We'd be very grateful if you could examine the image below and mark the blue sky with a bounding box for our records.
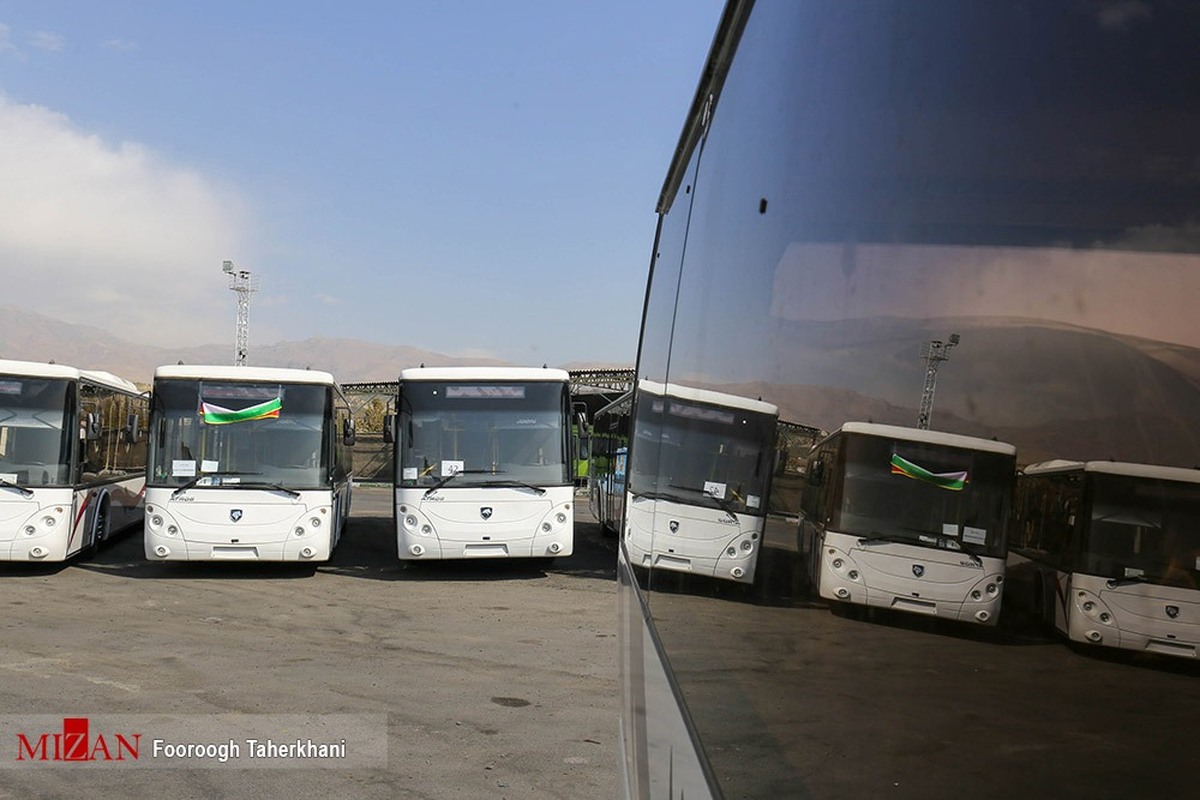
[0,1,725,366]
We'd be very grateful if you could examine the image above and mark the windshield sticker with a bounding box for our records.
[441,460,464,477]
[703,480,727,499]
[746,494,761,509]
[890,453,968,491]
[0,381,22,395]
[172,460,196,478]
[402,467,418,481]
[668,403,736,425]
[0,472,17,483]
[201,460,220,473]
[963,526,988,546]
[943,523,960,538]
[201,397,282,425]
[1124,566,1146,578]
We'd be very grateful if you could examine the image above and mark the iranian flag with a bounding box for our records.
[890,453,968,491]
[201,397,282,425]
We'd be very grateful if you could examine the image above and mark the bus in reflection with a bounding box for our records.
[1010,460,1200,658]
[625,380,779,585]
[589,389,632,536]
[799,423,1017,624]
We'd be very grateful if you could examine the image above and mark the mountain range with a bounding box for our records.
[0,307,624,385]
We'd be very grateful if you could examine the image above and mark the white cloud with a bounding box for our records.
[0,96,254,347]
[0,23,18,55]
[101,38,137,52]
[30,31,64,52]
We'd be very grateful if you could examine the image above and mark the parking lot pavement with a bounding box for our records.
[0,486,620,799]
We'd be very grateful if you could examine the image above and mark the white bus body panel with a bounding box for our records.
[1,479,144,562]
[144,487,346,562]
[395,485,575,560]
[624,494,765,585]
[1060,572,1200,659]
[810,528,1004,625]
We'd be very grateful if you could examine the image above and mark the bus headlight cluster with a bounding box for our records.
[535,503,572,557]
[1075,590,1114,625]
[22,505,66,538]
[290,506,332,539]
[146,505,184,541]
[400,507,436,538]
[827,549,860,580]
[967,575,1005,604]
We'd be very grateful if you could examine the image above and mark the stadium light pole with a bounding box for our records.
[916,333,959,430]
[223,260,260,366]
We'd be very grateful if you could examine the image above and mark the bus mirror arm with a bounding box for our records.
[85,412,101,441]
[383,414,395,444]
[124,413,141,444]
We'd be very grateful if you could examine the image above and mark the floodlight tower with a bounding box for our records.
[916,333,960,430]
[222,260,260,366]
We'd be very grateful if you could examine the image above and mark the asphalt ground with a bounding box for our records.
[0,486,620,799]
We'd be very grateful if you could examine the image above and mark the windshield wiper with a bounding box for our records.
[857,532,917,547]
[172,471,261,498]
[857,530,984,566]
[423,469,497,496]
[481,479,547,495]
[232,481,302,499]
[1107,574,1150,588]
[0,476,34,498]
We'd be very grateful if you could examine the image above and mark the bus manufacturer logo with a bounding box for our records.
[480,507,493,520]
[912,564,925,577]
[230,509,243,522]
[1166,605,1180,619]
[669,520,679,533]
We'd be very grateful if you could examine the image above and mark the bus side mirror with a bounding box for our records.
[343,417,356,447]
[383,414,395,444]
[86,412,101,441]
[123,413,141,444]
[807,461,824,487]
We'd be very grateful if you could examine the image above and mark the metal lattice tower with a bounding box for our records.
[222,260,260,366]
[916,333,959,430]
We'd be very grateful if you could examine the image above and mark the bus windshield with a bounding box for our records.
[399,381,569,487]
[831,435,1014,558]
[0,376,74,487]
[1082,473,1200,589]
[149,380,331,489]
[629,394,776,516]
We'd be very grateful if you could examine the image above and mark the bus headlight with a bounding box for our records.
[556,513,567,524]
[740,540,753,552]
[24,525,35,536]
[541,522,552,532]
[1075,591,1114,624]
[167,525,178,536]
[151,515,164,528]
[405,515,419,528]
[295,527,306,537]
[43,516,56,528]
[309,517,322,528]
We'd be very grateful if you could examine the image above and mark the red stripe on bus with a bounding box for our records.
[68,493,93,551]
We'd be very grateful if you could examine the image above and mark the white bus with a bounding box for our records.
[624,380,779,585]
[1010,460,1200,659]
[588,389,632,536]
[144,365,354,562]
[799,423,1017,625]
[0,358,147,561]
[390,366,575,561]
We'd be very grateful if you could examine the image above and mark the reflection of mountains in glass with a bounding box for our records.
[705,316,1200,467]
